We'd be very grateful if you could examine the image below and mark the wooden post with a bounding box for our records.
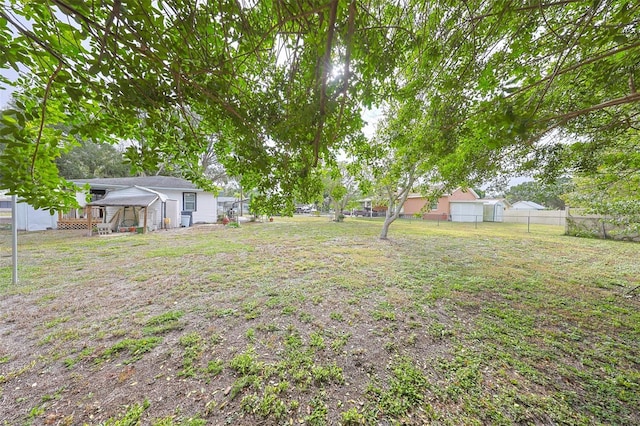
[143,207,148,234]
[87,206,92,236]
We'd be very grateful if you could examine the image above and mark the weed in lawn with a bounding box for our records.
[40,387,65,403]
[281,305,296,315]
[152,415,206,425]
[206,359,224,377]
[435,352,482,402]
[40,328,81,345]
[329,311,344,322]
[330,332,350,353]
[427,322,453,340]
[179,332,204,378]
[298,311,314,323]
[406,333,418,346]
[27,404,45,421]
[245,327,256,342]
[242,300,261,320]
[230,347,262,376]
[101,337,162,364]
[383,341,398,353]
[304,394,328,426]
[64,347,94,369]
[209,333,223,345]
[44,316,70,329]
[340,407,367,425]
[372,302,396,321]
[143,310,185,335]
[241,382,289,420]
[311,362,344,384]
[309,331,325,351]
[211,307,236,318]
[103,400,150,426]
[365,356,433,421]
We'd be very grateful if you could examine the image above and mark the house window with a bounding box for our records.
[183,192,197,211]
[430,200,438,210]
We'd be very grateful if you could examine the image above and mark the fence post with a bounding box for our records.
[12,194,18,284]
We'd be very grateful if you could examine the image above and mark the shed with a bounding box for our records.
[449,201,484,222]
[88,186,173,233]
[483,200,506,222]
[15,203,57,231]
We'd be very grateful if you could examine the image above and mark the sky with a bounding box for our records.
[0,67,19,108]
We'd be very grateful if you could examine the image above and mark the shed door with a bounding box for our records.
[451,203,479,222]
[494,204,504,222]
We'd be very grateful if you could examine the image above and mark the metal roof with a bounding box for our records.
[73,176,199,191]
[87,186,169,207]
[88,194,159,207]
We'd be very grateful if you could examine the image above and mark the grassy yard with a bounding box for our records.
[0,217,638,425]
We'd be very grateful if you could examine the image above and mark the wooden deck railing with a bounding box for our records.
[57,207,102,230]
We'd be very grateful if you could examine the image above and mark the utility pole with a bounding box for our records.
[12,194,18,284]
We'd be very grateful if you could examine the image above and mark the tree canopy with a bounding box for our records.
[1,1,638,212]
[504,177,574,210]
[56,139,130,179]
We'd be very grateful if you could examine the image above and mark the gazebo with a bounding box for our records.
[87,186,169,235]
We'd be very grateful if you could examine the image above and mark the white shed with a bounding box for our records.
[483,200,506,222]
[15,203,58,231]
[450,201,484,222]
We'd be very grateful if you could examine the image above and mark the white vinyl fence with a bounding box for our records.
[502,209,566,226]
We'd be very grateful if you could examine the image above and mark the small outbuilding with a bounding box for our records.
[483,199,507,222]
[87,186,176,233]
[449,200,485,222]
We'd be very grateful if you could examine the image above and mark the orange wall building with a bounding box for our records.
[402,188,480,219]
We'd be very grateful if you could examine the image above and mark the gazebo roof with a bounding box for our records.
[88,194,159,207]
[87,186,167,207]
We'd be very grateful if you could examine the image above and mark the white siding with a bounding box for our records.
[160,190,217,224]
[450,202,484,222]
[16,203,58,231]
[483,202,505,222]
[192,193,217,223]
[165,199,179,228]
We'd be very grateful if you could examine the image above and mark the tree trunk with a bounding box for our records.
[378,173,416,239]
[380,213,393,239]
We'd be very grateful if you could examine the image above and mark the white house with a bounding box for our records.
[14,176,218,232]
[511,201,546,210]
[73,176,218,226]
[87,186,173,232]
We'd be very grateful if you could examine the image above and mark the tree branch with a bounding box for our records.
[542,92,640,124]
[32,62,64,179]
[312,0,339,167]
[508,42,640,100]
[469,0,585,23]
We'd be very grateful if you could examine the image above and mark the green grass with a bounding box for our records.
[0,218,639,425]
[143,310,185,335]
